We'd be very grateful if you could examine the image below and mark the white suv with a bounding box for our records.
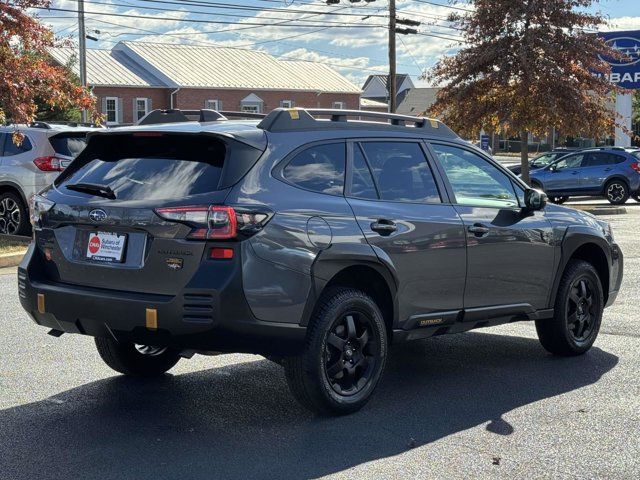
[0,122,102,235]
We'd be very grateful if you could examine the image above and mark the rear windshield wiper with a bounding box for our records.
[66,182,116,200]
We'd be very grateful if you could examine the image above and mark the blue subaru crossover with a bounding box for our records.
[529,148,640,204]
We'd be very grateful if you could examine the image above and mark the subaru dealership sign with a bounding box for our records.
[597,30,640,89]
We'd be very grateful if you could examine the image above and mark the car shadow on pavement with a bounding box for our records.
[0,331,618,480]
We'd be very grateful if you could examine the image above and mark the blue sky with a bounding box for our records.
[38,0,640,88]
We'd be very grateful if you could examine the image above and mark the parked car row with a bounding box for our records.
[0,122,102,235]
[508,147,640,205]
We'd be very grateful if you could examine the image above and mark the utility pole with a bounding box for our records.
[388,0,397,113]
[78,0,88,122]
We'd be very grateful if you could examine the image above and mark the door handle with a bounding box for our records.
[371,219,397,235]
[468,223,490,237]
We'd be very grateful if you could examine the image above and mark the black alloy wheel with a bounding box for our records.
[324,312,379,396]
[566,276,597,344]
[283,287,387,415]
[535,259,603,356]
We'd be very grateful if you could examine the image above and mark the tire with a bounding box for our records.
[0,191,29,235]
[604,179,629,205]
[95,337,180,376]
[535,260,604,356]
[283,288,388,415]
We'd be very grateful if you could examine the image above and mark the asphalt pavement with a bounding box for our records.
[0,201,638,480]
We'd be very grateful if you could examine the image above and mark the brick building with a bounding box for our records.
[50,41,361,125]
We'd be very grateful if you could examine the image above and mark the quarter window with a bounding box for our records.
[433,144,518,208]
[283,143,345,195]
[2,133,32,156]
[360,142,441,203]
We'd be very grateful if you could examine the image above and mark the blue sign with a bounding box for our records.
[480,134,490,151]
[597,30,640,89]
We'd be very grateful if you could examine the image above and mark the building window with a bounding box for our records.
[280,100,293,108]
[205,99,220,110]
[332,101,346,109]
[240,93,264,113]
[105,97,118,124]
[135,98,149,121]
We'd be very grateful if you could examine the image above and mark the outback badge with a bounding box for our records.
[165,257,184,271]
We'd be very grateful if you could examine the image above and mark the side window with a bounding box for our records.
[433,144,518,208]
[3,134,32,156]
[349,144,378,199]
[283,143,345,195]
[554,154,584,170]
[360,142,441,203]
[585,153,610,167]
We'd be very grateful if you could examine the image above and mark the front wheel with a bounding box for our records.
[283,288,387,415]
[605,180,629,205]
[535,260,604,356]
[95,337,181,376]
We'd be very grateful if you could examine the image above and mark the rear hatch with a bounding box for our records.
[34,130,265,295]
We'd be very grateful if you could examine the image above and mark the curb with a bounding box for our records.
[570,205,627,216]
[0,251,26,268]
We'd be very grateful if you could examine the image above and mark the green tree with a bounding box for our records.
[427,0,620,184]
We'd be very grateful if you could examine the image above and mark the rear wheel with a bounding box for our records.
[604,179,629,205]
[535,260,603,356]
[0,192,29,235]
[283,288,387,415]
[95,337,180,376]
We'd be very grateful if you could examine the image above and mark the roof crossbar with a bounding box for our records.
[256,108,458,138]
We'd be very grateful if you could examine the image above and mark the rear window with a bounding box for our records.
[58,134,227,201]
[49,133,88,158]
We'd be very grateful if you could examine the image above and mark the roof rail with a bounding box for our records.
[138,108,227,125]
[256,108,458,137]
[219,110,267,120]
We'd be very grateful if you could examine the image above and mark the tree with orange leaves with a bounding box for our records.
[1,0,98,132]
[426,0,622,184]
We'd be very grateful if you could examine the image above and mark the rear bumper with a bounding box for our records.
[18,244,306,356]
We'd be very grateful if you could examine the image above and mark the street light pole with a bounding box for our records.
[78,0,88,122]
[388,0,397,113]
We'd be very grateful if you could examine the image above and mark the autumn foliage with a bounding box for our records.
[426,0,621,183]
[0,0,97,127]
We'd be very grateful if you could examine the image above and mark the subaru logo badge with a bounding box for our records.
[89,209,107,223]
[600,36,640,67]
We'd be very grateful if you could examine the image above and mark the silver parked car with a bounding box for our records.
[0,122,102,235]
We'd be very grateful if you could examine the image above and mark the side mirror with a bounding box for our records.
[525,188,547,211]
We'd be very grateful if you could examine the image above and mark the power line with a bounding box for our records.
[410,0,473,13]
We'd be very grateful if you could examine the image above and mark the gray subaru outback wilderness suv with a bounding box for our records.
[19,108,623,415]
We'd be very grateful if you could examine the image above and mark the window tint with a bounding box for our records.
[3,134,32,156]
[349,144,378,199]
[360,142,440,203]
[554,154,584,170]
[433,144,518,208]
[49,134,88,158]
[59,135,226,201]
[283,143,345,195]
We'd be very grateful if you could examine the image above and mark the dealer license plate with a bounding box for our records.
[86,231,127,263]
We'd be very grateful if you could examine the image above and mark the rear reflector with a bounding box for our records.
[33,156,64,172]
[37,294,45,314]
[210,247,234,259]
[146,308,158,330]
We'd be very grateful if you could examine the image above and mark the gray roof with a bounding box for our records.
[362,74,410,91]
[49,48,165,87]
[396,87,441,116]
[115,42,361,93]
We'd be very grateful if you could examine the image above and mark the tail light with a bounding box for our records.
[154,205,271,240]
[33,156,65,172]
[631,162,640,173]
